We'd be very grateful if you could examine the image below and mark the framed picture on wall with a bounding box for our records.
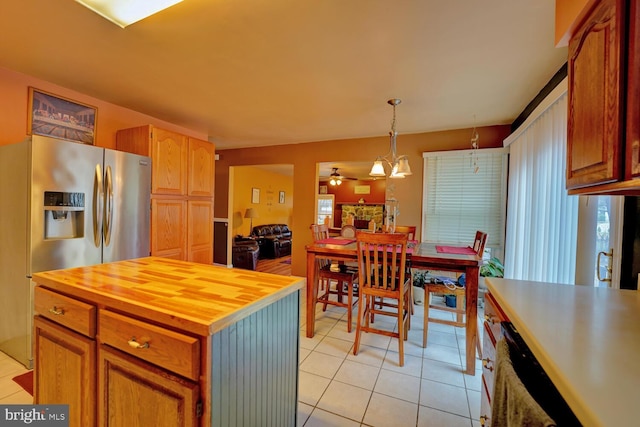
[252,188,260,204]
[27,87,97,145]
[279,191,285,204]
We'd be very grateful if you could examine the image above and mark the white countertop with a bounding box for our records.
[486,278,640,427]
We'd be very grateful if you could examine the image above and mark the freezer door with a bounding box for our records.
[30,136,104,275]
[102,149,151,262]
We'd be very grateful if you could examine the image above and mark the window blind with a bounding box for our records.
[422,148,508,248]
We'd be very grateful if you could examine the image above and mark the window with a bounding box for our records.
[422,148,508,258]
[317,194,335,226]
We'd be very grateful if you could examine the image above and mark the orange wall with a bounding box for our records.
[231,166,294,236]
[215,125,511,276]
[0,66,207,147]
[321,179,386,205]
[555,0,595,46]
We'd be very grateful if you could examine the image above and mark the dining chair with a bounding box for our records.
[392,225,417,314]
[353,231,411,366]
[310,224,359,332]
[340,224,357,238]
[422,231,487,358]
[394,225,416,241]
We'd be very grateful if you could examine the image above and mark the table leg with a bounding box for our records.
[465,265,479,376]
[306,251,317,338]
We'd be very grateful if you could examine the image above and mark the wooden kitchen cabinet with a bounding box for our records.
[34,317,96,427]
[98,308,200,427]
[566,0,640,194]
[566,0,624,190]
[117,125,215,263]
[33,286,202,427]
[151,198,187,260]
[188,137,215,197]
[34,287,97,427]
[99,347,200,427]
[188,200,214,263]
[33,258,303,427]
[627,0,640,179]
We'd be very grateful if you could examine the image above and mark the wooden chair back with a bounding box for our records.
[340,225,357,238]
[394,225,417,241]
[310,223,330,241]
[355,231,408,293]
[473,231,488,256]
[353,230,411,366]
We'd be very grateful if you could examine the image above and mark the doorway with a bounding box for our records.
[576,196,623,288]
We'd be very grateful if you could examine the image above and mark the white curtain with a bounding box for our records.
[504,89,578,284]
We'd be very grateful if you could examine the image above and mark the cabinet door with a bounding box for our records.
[188,138,215,197]
[152,128,188,195]
[188,200,213,264]
[151,198,187,260]
[98,345,199,427]
[566,0,624,189]
[34,316,96,427]
[628,0,640,179]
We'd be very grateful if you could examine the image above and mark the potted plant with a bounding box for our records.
[479,257,504,298]
[480,257,504,278]
[412,270,428,305]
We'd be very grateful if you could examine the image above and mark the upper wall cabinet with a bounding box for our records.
[187,137,215,197]
[566,0,640,194]
[627,1,640,179]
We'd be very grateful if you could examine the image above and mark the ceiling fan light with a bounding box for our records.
[369,160,386,176]
[396,156,412,175]
[75,0,183,28]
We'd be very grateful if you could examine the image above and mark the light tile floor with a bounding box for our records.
[0,350,32,404]
[0,292,484,427]
[298,292,484,427]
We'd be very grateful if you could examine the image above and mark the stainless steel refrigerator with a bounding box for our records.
[0,135,151,368]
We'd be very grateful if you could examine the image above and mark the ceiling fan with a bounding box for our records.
[320,167,357,186]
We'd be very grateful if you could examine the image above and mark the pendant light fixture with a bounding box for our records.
[369,99,412,179]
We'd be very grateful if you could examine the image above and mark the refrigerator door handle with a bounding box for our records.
[93,164,104,247]
[104,165,114,246]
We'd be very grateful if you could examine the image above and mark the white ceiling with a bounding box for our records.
[0,1,567,150]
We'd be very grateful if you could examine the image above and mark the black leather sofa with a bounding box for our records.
[251,224,292,259]
[232,237,260,270]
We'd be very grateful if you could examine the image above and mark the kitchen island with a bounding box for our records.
[485,277,640,427]
[32,257,304,427]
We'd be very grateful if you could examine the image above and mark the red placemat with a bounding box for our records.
[316,238,356,245]
[436,245,476,255]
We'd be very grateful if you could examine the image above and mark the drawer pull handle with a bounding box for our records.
[482,358,494,371]
[484,314,497,324]
[128,338,149,349]
[49,306,65,316]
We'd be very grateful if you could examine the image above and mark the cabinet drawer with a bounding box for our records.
[99,309,200,380]
[484,293,507,338]
[34,287,96,338]
[480,380,492,427]
[481,322,497,395]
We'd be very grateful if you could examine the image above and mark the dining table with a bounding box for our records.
[305,238,482,375]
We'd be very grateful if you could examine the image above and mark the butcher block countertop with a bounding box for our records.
[32,257,304,336]
[486,277,640,427]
